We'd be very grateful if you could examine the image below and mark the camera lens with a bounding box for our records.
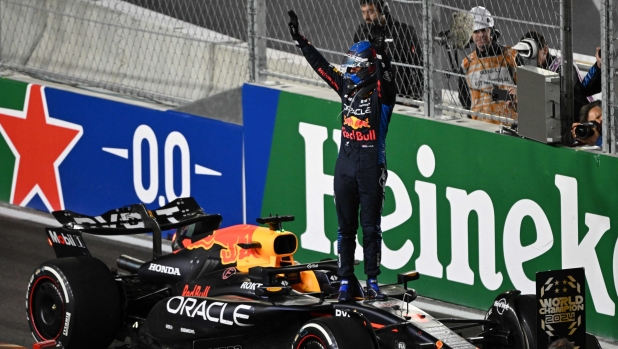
[575,123,595,139]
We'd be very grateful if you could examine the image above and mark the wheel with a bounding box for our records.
[514,294,537,349]
[292,316,375,349]
[26,257,121,349]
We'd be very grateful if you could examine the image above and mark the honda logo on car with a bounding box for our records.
[47,230,86,248]
[167,296,253,327]
[149,263,181,276]
[494,298,510,315]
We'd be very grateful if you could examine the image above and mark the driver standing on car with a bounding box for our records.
[287,10,396,302]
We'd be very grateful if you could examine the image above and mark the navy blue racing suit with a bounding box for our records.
[296,39,397,279]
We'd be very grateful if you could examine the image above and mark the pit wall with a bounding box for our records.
[243,83,618,340]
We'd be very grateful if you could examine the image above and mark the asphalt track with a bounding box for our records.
[0,203,159,347]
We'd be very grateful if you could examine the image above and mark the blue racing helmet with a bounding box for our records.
[341,41,377,88]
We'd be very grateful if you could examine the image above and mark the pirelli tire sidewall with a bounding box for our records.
[292,316,375,349]
[26,256,121,349]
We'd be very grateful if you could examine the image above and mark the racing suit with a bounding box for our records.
[354,14,424,101]
[295,37,396,279]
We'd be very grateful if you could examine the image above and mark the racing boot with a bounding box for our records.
[366,277,388,301]
[338,279,352,302]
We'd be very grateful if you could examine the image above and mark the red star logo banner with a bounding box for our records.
[0,84,83,211]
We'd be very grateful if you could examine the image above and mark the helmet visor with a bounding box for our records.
[341,53,372,70]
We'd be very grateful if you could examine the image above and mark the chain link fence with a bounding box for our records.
[600,0,617,153]
[0,0,249,105]
[430,0,564,125]
[0,0,615,152]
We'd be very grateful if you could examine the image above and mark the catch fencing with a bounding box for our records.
[0,0,615,153]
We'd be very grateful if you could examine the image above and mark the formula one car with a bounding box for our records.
[26,197,602,349]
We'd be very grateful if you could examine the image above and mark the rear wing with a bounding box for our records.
[48,197,221,259]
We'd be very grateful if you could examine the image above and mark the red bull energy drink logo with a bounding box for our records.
[342,127,376,141]
[186,225,259,264]
[343,115,371,130]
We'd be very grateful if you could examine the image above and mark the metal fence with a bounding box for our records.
[600,0,616,153]
[0,0,615,153]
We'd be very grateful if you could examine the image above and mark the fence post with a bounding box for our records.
[601,0,616,153]
[560,0,574,143]
[247,0,267,82]
[422,0,437,117]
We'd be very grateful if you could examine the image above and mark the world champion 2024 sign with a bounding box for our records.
[536,268,586,349]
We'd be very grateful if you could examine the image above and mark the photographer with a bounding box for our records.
[458,6,522,124]
[353,0,423,103]
[571,100,602,146]
[513,32,601,118]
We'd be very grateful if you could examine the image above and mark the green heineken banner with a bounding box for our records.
[244,85,618,340]
[537,268,586,349]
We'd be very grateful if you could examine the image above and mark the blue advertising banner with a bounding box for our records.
[0,81,243,227]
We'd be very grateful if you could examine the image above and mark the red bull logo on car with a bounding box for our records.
[186,225,259,264]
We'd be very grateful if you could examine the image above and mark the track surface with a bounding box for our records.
[0,207,155,347]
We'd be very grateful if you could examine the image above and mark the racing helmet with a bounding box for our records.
[341,40,377,89]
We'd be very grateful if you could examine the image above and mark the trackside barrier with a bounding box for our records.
[243,82,618,341]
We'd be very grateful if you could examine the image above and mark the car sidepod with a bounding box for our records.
[140,295,333,349]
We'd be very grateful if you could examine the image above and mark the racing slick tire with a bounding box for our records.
[292,316,375,349]
[26,256,121,349]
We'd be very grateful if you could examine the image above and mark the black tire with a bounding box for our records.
[26,257,121,349]
[292,316,375,349]
[515,294,537,349]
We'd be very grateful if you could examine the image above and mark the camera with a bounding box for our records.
[575,121,600,139]
[491,87,515,102]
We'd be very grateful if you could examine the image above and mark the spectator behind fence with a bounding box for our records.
[353,0,424,104]
[548,338,575,349]
[458,6,522,124]
[571,100,602,147]
[512,31,601,118]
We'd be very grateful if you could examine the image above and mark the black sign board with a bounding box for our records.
[536,267,586,349]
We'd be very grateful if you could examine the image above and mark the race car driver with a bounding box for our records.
[287,10,396,302]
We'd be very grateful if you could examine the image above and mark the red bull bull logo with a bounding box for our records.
[343,115,371,130]
[186,225,259,264]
